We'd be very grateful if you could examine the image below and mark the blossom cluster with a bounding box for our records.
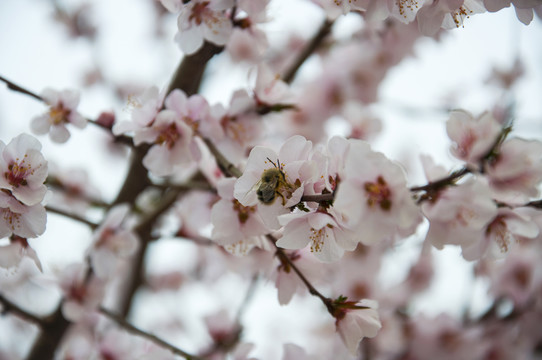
[113,65,290,176]
[0,134,48,269]
[160,0,270,62]
[314,0,542,33]
[423,110,542,260]
[2,0,542,359]
[210,134,420,262]
[0,134,48,239]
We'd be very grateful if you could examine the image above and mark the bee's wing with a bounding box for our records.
[234,174,260,206]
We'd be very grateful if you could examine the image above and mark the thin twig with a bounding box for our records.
[282,18,334,84]
[45,206,98,229]
[409,167,471,192]
[0,75,43,101]
[268,235,334,314]
[202,137,242,178]
[99,306,204,360]
[0,293,45,326]
[301,193,334,203]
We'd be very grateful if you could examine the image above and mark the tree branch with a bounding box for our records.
[45,206,99,229]
[281,18,334,84]
[0,293,45,326]
[268,235,334,314]
[0,75,43,101]
[99,306,205,360]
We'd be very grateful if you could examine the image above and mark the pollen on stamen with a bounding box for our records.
[309,227,328,253]
[452,5,474,28]
[397,0,420,19]
[364,176,392,211]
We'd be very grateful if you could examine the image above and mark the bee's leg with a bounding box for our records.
[277,191,287,206]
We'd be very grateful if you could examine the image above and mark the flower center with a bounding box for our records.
[5,156,32,188]
[1,207,21,231]
[364,176,392,211]
[49,103,71,125]
[309,227,328,253]
[486,216,512,253]
[189,1,211,26]
[156,123,182,149]
[232,199,256,224]
[397,0,420,19]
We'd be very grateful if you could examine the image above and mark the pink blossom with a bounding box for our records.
[0,236,42,271]
[282,343,310,360]
[484,0,542,24]
[472,207,539,260]
[277,210,358,262]
[175,0,234,55]
[422,177,498,258]
[233,135,314,229]
[0,192,47,239]
[46,164,101,215]
[333,139,421,245]
[446,110,502,166]
[488,243,542,307]
[310,0,366,18]
[390,0,428,23]
[31,88,86,143]
[253,64,293,106]
[164,89,217,139]
[0,133,48,206]
[112,86,165,136]
[484,137,542,202]
[211,90,263,164]
[89,204,138,278]
[203,309,241,349]
[211,177,269,255]
[335,299,381,355]
[442,0,486,28]
[136,109,194,176]
[227,27,268,63]
[341,102,382,141]
[271,248,324,305]
[59,263,105,322]
[407,313,488,360]
[159,0,184,13]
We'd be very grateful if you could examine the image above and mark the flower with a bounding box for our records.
[211,177,269,255]
[0,236,42,271]
[463,207,539,260]
[277,210,358,262]
[175,0,234,55]
[446,110,502,166]
[233,135,313,229]
[422,177,498,258]
[333,139,421,245]
[31,88,86,143]
[484,137,542,202]
[417,0,486,34]
[88,204,138,278]
[0,133,48,206]
[136,109,195,176]
[59,263,105,322]
[112,86,165,136]
[211,90,263,164]
[334,298,381,355]
[0,191,47,239]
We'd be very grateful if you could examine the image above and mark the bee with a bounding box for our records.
[256,158,293,205]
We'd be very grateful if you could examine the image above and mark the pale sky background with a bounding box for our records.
[1,0,542,358]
